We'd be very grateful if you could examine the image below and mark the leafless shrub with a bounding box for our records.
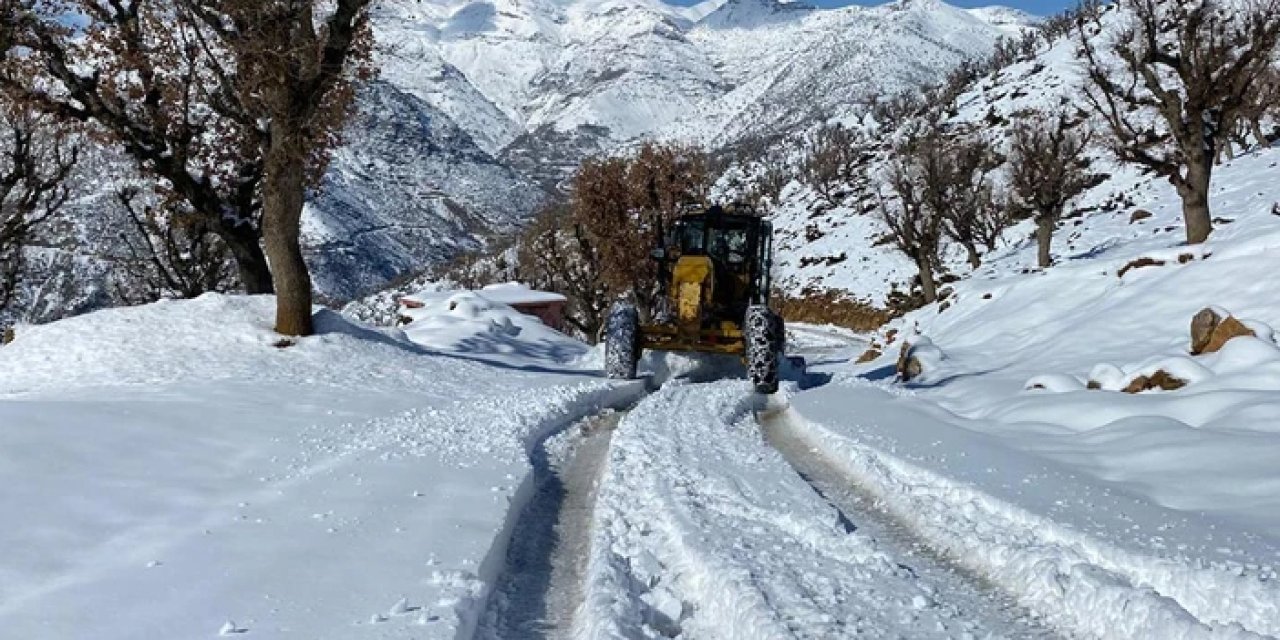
[799,124,872,205]
[112,187,237,303]
[0,103,77,313]
[514,203,608,340]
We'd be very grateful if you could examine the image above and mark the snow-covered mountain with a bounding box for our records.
[305,81,542,300]
[376,0,1035,156]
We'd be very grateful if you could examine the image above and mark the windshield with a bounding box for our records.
[708,227,748,263]
[677,218,706,253]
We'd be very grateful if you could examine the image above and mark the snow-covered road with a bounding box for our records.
[569,378,1056,639]
[761,408,1056,638]
[0,296,646,640]
[473,322,1280,639]
[478,411,627,639]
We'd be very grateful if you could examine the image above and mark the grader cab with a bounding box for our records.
[604,204,786,393]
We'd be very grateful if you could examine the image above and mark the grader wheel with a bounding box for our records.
[604,303,640,380]
[746,305,782,394]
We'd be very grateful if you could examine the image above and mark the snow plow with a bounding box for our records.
[604,204,788,393]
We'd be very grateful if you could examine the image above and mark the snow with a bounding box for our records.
[11,5,1280,637]
[371,0,1018,155]
[770,148,1280,639]
[398,287,584,365]
[717,16,1280,627]
[575,379,1053,639]
[0,294,643,639]
[779,389,1278,639]
[11,142,1280,638]
[405,282,567,307]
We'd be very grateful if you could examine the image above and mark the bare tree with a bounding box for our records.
[183,0,376,336]
[1078,0,1280,244]
[0,104,77,313]
[1043,0,1105,43]
[930,132,1004,269]
[799,123,871,205]
[1,0,273,292]
[515,203,608,340]
[727,134,791,208]
[113,187,237,302]
[1233,64,1280,153]
[1008,112,1097,267]
[871,90,925,132]
[1214,64,1280,162]
[573,142,709,318]
[882,126,945,304]
[509,143,712,333]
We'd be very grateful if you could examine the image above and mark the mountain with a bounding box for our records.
[381,0,1035,155]
[8,0,1034,324]
[304,81,542,300]
[963,5,1041,35]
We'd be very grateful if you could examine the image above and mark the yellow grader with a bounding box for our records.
[604,204,786,393]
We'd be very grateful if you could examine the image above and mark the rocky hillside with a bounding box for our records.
[305,81,541,300]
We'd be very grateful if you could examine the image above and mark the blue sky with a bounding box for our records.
[666,0,1074,17]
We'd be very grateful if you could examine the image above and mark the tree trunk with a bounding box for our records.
[917,253,938,304]
[1251,120,1269,150]
[1036,214,1054,268]
[1215,140,1233,163]
[262,126,314,336]
[964,243,981,270]
[219,222,274,294]
[1179,158,1214,245]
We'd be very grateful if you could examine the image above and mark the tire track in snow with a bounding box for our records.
[759,405,1058,639]
[476,411,624,639]
[575,380,1063,639]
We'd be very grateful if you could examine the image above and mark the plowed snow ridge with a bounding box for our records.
[760,407,1056,638]
[778,403,1278,639]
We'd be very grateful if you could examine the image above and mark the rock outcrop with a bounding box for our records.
[1190,307,1255,355]
[1121,370,1187,394]
[896,337,942,382]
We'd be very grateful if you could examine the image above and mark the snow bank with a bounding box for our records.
[1025,314,1280,395]
[1079,334,1280,394]
[842,149,1280,537]
[398,288,587,366]
[788,383,1280,639]
[0,294,435,394]
[784,148,1280,639]
[0,294,643,639]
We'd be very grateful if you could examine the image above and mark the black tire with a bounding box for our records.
[746,305,781,394]
[604,303,640,380]
[772,312,787,356]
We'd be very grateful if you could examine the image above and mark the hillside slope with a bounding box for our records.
[762,2,1273,308]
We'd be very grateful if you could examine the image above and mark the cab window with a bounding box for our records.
[677,219,706,254]
[709,227,749,266]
